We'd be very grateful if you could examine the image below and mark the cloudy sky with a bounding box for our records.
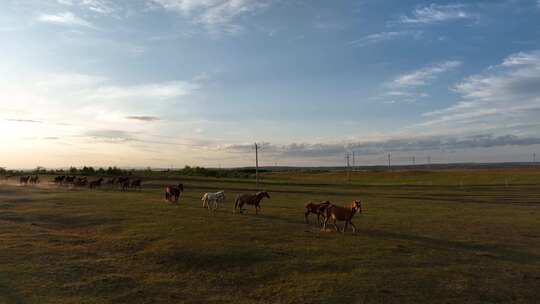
[1,0,540,168]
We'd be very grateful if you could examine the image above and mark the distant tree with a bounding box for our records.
[69,167,77,174]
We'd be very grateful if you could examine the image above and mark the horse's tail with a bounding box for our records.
[201,193,207,201]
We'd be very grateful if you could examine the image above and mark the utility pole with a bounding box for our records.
[388,153,391,169]
[346,153,351,183]
[255,143,259,189]
[534,153,536,163]
[352,151,356,171]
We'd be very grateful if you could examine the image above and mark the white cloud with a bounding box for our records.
[391,61,462,88]
[350,31,422,47]
[148,0,270,33]
[80,0,117,15]
[399,4,474,24]
[37,12,94,28]
[88,81,198,100]
[419,50,540,136]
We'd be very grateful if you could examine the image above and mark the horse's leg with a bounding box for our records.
[343,221,348,233]
[332,219,339,232]
[304,211,310,224]
[349,221,357,233]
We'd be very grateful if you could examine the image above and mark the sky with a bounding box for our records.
[1,0,540,169]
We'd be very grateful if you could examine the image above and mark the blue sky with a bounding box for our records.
[1,0,540,168]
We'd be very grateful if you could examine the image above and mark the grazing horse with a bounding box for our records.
[165,184,184,203]
[323,200,362,233]
[304,201,331,225]
[234,191,270,214]
[89,178,104,189]
[201,191,226,211]
[19,176,30,185]
[130,179,142,191]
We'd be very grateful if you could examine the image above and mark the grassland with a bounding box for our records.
[1,169,539,303]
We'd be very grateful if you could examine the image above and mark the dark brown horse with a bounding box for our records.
[117,177,129,190]
[54,175,66,185]
[233,191,270,214]
[19,176,30,185]
[304,201,331,225]
[165,183,184,203]
[130,179,142,191]
[65,176,76,184]
[89,178,104,189]
[105,177,116,188]
[323,200,362,233]
[29,175,40,184]
[74,177,88,187]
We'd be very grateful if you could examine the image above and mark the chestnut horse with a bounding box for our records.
[323,200,362,233]
[233,191,270,214]
[304,201,331,225]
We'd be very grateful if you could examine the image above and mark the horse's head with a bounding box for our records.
[352,200,362,214]
[178,183,184,191]
[258,191,270,199]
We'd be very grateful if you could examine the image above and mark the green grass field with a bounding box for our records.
[1,170,539,303]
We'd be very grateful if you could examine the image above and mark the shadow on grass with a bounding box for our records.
[364,228,540,264]
[0,211,120,230]
[154,248,271,272]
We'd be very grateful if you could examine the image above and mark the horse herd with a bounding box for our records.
[11,175,363,233]
[51,175,142,191]
[176,187,362,233]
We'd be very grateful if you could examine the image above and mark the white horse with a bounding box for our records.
[201,191,226,211]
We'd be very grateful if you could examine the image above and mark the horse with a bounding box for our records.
[322,200,362,233]
[105,178,116,188]
[120,179,131,191]
[130,179,142,191]
[74,177,88,187]
[117,177,129,190]
[29,175,40,184]
[89,178,104,189]
[304,201,331,225]
[64,176,76,185]
[54,175,66,185]
[19,176,30,185]
[201,191,226,211]
[233,191,270,214]
[165,183,184,203]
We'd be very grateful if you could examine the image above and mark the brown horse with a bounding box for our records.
[54,175,66,185]
[130,179,142,191]
[105,177,116,188]
[304,201,331,225]
[117,177,129,190]
[74,177,88,187]
[165,183,184,203]
[233,191,270,214]
[29,175,40,184]
[64,176,76,185]
[323,200,362,233]
[19,176,30,185]
[89,178,103,189]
